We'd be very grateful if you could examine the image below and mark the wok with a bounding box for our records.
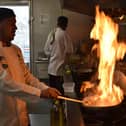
[80,98,126,123]
[58,96,126,122]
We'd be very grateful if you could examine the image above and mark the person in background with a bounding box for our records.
[44,16,73,95]
[0,8,61,126]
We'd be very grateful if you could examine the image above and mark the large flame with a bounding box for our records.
[83,6,126,107]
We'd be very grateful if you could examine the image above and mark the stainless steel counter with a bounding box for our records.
[26,92,85,126]
[27,98,51,126]
[34,59,49,79]
[66,101,85,126]
[64,92,85,126]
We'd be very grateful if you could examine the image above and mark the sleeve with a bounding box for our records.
[44,31,55,57]
[0,45,42,98]
[0,68,41,97]
[16,46,49,91]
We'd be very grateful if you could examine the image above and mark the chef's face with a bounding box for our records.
[0,16,17,46]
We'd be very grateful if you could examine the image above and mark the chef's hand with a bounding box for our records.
[40,87,61,99]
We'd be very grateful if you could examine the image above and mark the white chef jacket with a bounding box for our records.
[0,42,49,126]
[44,27,73,76]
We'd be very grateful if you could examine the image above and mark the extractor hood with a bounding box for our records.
[61,0,126,17]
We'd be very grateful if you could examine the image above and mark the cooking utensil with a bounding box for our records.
[57,96,83,104]
[80,98,126,122]
[58,95,122,107]
[57,95,125,123]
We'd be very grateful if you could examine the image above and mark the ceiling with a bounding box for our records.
[61,0,126,17]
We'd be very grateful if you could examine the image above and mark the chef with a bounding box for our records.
[0,8,61,126]
[44,16,73,95]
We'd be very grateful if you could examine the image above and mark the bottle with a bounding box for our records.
[64,64,73,83]
[50,100,65,126]
[65,65,71,75]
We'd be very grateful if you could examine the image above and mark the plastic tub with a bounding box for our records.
[63,82,75,93]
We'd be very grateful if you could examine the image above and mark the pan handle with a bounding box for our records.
[57,96,83,104]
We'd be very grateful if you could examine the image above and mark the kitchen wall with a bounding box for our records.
[31,0,93,77]
[1,0,126,78]
[119,24,126,41]
[62,9,93,49]
[31,0,61,75]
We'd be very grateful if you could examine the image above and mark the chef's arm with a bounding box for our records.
[24,68,49,91]
[0,69,41,97]
[6,47,61,98]
[22,68,61,98]
[23,70,61,98]
[0,69,60,100]
[17,47,49,91]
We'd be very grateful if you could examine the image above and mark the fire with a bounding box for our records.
[83,6,126,107]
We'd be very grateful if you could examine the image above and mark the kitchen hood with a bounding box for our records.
[60,0,126,17]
